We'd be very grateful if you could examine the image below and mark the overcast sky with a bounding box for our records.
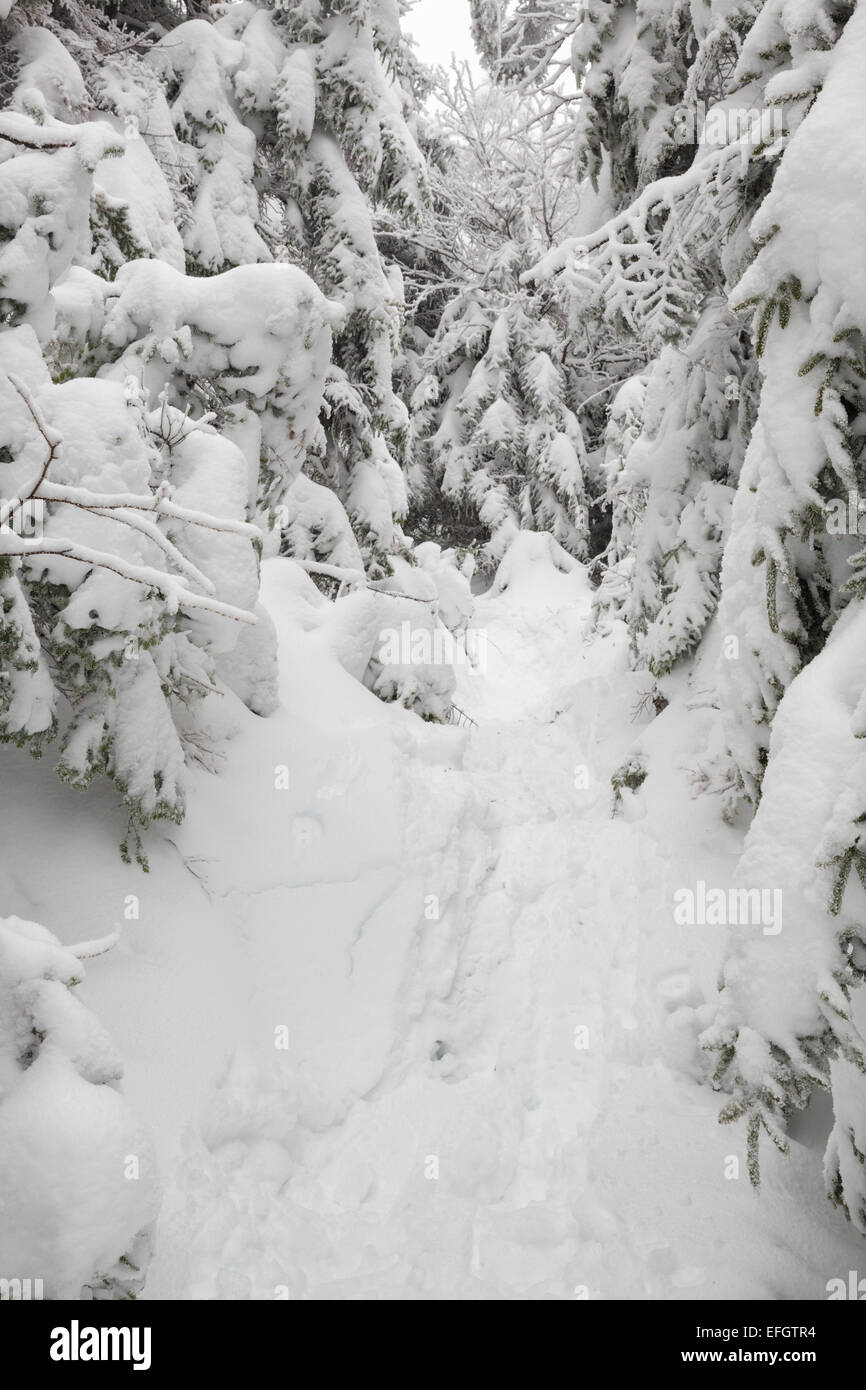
[403,0,481,72]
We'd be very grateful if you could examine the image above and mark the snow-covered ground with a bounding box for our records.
[2,540,860,1299]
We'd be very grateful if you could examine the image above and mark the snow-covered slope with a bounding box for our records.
[0,538,859,1298]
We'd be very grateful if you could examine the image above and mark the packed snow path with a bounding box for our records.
[2,544,858,1298]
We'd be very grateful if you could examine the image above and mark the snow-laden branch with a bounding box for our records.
[296,560,437,608]
[36,481,262,539]
[90,505,216,596]
[297,560,366,586]
[524,140,744,287]
[0,375,62,528]
[4,532,257,624]
[0,114,80,151]
[0,113,123,169]
[1,375,259,625]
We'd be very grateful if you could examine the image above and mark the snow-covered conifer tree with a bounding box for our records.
[701,0,866,1226]
[411,235,590,568]
[145,0,430,576]
[599,301,754,674]
[525,0,866,1225]
[0,14,334,861]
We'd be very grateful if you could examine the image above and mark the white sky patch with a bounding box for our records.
[404,0,481,73]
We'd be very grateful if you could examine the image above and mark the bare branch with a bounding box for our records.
[67,930,121,960]
[36,481,261,539]
[0,375,62,527]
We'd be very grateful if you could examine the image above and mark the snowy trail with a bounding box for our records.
[3,548,856,1299]
[130,550,858,1297]
[136,547,860,1297]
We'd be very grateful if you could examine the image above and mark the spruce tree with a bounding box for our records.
[521,0,866,1224]
[702,0,866,1226]
[411,234,590,569]
[601,300,754,675]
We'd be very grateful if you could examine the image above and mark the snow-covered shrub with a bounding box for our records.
[412,541,475,638]
[310,549,465,723]
[610,753,648,816]
[276,472,367,580]
[364,554,458,722]
[0,916,157,1298]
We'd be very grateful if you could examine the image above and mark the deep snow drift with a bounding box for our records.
[0,537,860,1298]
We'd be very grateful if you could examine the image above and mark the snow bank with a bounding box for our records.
[0,916,158,1297]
